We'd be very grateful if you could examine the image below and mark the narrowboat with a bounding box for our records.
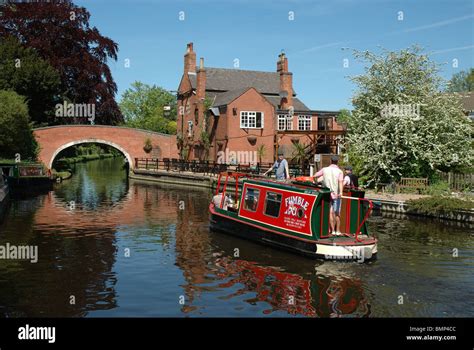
[209,172,377,261]
[0,162,53,195]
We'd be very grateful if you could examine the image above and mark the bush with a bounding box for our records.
[421,180,451,196]
[407,196,474,215]
[0,90,38,160]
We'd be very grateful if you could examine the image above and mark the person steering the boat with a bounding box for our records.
[343,165,359,189]
[313,156,344,236]
[264,150,290,181]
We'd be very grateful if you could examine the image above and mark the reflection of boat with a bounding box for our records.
[209,172,377,261]
[211,254,370,317]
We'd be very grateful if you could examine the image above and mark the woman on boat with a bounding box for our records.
[212,190,234,210]
[263,151,290,181]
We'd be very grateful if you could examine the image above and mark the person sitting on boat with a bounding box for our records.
[313,156,344,236]
[263,151,290,181]
[343,165,359,189]
[212,191,234,210]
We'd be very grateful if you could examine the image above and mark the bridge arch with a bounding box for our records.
[49,139,134,169]
[33,125,178,170]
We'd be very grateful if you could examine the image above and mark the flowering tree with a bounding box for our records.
[347,47,473,185]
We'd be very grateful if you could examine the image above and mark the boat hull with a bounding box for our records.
[210,210,377,261]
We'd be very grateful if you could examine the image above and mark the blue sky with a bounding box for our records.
[77,0,474,111]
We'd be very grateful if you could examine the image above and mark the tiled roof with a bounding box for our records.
[264,95,309,111]
[188,67,311,111]
[191,67,297,96]
[460,92,474,111]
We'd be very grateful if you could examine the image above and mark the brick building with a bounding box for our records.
[177,42,345,164]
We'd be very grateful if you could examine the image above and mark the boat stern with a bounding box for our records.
[316,237,378,262]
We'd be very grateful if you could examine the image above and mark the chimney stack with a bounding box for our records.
[278,53,293,110]
[197,57,206,100]
[184,42,196,74]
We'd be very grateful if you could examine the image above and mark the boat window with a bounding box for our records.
[244,187,260,212]
[264,192,282,218]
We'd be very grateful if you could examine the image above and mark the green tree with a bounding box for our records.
[336,109,351,129]
[0,90,38,160]
[119,81,177,134]
[348,47,473,185]
[446,68,474,92]
[0,37,61,126]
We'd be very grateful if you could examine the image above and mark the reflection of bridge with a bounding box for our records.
[34,184,178,230]
[33,125,179,170]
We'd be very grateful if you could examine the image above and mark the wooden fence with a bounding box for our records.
[438,172,474,191]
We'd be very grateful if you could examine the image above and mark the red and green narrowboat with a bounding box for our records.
[209,172,377,261]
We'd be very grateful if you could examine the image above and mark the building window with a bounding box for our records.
[244,187,260,212]
[188,120,193,136]
[264,191,282,218]
[278,114,293,131]
[240,111,264,129]
[298,115,311,131]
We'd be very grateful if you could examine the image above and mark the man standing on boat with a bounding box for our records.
[264,150,290,181]
[314,156,344,235]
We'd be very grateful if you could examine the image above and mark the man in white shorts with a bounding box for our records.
[314,156,344,235]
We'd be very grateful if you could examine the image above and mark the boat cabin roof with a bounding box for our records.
[216,172,331,195]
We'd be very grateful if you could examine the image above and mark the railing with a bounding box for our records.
[321,195,373,241]
[134,158,305,176]
[340,195,373,242]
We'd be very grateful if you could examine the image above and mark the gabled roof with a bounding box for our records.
[190,67,297,96]
[208,88,310,111]
[264,95,309,111]
[212,87,252,107]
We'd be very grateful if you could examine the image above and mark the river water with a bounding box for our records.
[0,158,472,317]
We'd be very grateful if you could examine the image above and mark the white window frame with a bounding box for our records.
[240,111,264,129]
[277,114,293,131]
[298,115,312,131]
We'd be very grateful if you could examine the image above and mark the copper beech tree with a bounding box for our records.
[0,0,123,125]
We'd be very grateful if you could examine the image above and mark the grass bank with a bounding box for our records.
[406,196,474,215]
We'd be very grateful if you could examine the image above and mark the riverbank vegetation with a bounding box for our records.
[407,196,474,215]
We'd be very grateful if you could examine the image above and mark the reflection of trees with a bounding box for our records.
[54,158,129,210]
[0,196,118,317]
